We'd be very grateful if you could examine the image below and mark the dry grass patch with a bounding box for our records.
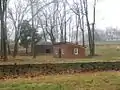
[0,45,120,64]
[0,71,120,90]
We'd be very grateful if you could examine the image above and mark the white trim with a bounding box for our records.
[74,48,79,55]
[61,49,64,54]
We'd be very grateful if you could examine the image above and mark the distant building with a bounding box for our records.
[35,41,53,54]
[53,42,85,58]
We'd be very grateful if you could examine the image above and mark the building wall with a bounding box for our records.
[64,45,85,58]
[53,45,60,58]
[53,44,85,58]
[35,45,53,54]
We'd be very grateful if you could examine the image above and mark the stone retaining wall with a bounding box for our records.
[0,62,120,77]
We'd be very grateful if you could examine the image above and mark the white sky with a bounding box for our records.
[92,0,120,29]
[8,0,120,30]
[7,0,120,40]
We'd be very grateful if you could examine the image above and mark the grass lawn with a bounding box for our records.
[1,44,120,64]
[0,71,120,90]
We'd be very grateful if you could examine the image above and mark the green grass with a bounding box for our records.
[0,71,120,90]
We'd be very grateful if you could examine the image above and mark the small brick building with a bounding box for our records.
[35,41,53,54]
[53,42,85,58]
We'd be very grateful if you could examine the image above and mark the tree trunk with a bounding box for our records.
[83,0,93,56]
[13,40,18,57]
[31,30,36,58]
[69,19,72,42]
[64,21,67,43]
[51,35,56,44]
[32,42,36,58]
[1,15,7,60]
[82,29,85,47]
[0,0,8,61]
[3,35,7,60]
[86,15,93,56]
[4,7,8,59]
[76,15,79,45]
[63,1,66,43]
[3,25,7,60]
[76,26,79,45]
[91,0,96,56]
[26,47,28,54]
[43,29,47,42]
[1,15,4,59]
[7,42,11,55]
[60,24,64,42]
[31,32,36,58]
[91,23,95,56]
[30,0,36,58]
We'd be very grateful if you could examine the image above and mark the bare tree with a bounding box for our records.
[68,17,72,42]
[27,0,55,58]
[37,0,59,44]
[82,0,92,56]
[38,16,47,42]
[28,0,55,22]
[0,0,8,60]
[67,0,97,55]
[63,0,67,42]
[59,10,65,42]
[5,0,11,55]
[67,0,85,46]
[79,0,85,47]
[8,0,30,57]
[7,0,54,58]
[83,0,97,56]
[91,0,97,55]
[29,0,36,58]
[75,13,79,44]
[34,0,71,44]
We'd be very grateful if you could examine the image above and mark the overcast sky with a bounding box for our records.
[92,0,120,29]
[8,0,120,30]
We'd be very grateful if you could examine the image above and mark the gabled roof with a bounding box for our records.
[36,41,52,45]
[53,42,85,48]
[53,42,72,45]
